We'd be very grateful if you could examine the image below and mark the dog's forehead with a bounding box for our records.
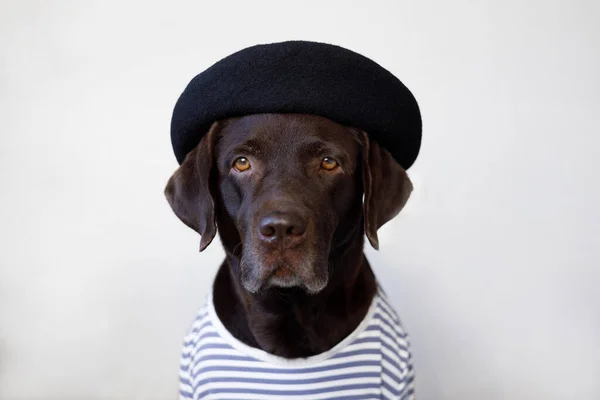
[218,114,357,152]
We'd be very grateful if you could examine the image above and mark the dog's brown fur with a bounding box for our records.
[165,114,412,358]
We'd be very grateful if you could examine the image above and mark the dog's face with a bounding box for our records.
[165,114,412,295]
[216,114,362,293]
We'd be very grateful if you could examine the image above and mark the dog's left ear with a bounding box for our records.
[359,131,413,250]
[164,122,220,252]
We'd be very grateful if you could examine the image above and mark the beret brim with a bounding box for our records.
[171,40,422,169]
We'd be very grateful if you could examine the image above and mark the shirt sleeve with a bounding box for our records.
[401,335,416,400]
[179,334,195,399]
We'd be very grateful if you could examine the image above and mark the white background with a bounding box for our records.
[1,0,599,399]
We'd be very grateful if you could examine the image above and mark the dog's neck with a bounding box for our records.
[212,218,377,359]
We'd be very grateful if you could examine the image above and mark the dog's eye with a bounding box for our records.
[320,157,339,171]
[233,157,251,172]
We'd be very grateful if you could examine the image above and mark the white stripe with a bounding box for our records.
[191,353,382,376]
[197,375,380,392]
[190,336,225,347]
[378,312,408,339]
[381,344,409,371]
[180,357,191,368]
[400,380,416,400]
[192,364,381,382]
[379,327,402,353]
[179,382,193,394]
[179,378,193,397]
[356,328,381,340]
[379,319,410,352]
[186,338,227,356]
[382,385,395,400]
[377,298,400,322]
[192,347,255,361]
[382,372,408,393]
[193,377,380,397]
[336,340,381,354]
[189,330,381,359]
[378,314,408,340]
[202,388,382,400]
[382,358,408,382]
[179,368,192,381]
[188,312,210,331]
[192,325,219,335]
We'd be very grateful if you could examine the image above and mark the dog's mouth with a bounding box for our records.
[266,261,304,289]
[240,249,328,295]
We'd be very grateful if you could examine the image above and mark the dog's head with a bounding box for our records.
[165,114,412,294]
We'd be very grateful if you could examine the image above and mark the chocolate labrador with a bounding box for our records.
[165,113,412,359]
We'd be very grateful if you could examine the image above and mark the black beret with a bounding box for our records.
[171,40,422,169]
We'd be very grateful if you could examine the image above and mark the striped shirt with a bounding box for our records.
[179,288,415,400]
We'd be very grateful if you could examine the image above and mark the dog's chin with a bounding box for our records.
[266,274,328,295]
[244,275,328,295]
[240,250,328,295]
[267,272,303,288]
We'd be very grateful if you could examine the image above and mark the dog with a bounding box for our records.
[166,113,415,399]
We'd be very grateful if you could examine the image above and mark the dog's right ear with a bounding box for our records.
[164,123,219,252]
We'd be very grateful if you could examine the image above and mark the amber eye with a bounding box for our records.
[233,157,251,172]
[320,157,339,171]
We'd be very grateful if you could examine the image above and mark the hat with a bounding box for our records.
[170,40,422,169]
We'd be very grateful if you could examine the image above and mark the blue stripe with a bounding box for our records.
[194,310,209,321]
[400,386,415,400]
[348,336,381,345]
[380,325,409,353]
[377,307,400,324]
[197,382,381,398]
[381,339,410,364]
[376,312,409,339]
[193,371,380,386]
[379,319,409,348]
[328,395,380,400]
[378,296,400,322]
[196,331,220,341]
[183,343,233,360]
[190,313,210,326]
[219,395,378,400]
[193,343,232,352]
[190,343,232,356]
[382,352,407,378]
[187,320,212,337]
[179,376,191,386]
[382,379,398,397]
[184,331,219,347]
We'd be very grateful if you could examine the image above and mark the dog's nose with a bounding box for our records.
[258,212,307,245]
